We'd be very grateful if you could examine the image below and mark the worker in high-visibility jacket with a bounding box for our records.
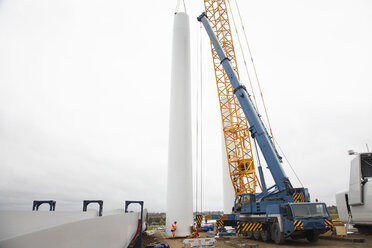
[171,221,177,237]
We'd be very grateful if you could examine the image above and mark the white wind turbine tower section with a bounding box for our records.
[166,12,193,237]
[220,98,235,214]
[221,132,235,214]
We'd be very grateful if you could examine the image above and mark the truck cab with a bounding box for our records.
[336,152,372,233]
[233,194,333,243]
[284,202,333,241]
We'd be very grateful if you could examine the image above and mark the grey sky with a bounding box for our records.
[0,0,371,212]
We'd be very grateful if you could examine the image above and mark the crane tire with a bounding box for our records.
[260,229,271,242]
[306,230,319,243]
[253,231,261,240]
[271,222,285,244]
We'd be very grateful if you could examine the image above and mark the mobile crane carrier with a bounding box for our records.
[198,12,333,244]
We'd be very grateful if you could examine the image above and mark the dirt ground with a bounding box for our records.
[143,230,372,248]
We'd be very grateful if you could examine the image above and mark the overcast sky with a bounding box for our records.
[0,0,371,212]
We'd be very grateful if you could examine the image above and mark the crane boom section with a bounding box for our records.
[198,13,291,192]
[203,0,259,194]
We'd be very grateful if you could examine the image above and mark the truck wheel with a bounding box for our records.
[260,230,271,242]
[253,231,261,240]
[246,231,253,238]
[306,231,319,243]
[271,222,285,244]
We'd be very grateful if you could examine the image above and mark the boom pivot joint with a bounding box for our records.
[197,12,207,22]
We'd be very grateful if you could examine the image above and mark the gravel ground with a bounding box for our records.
[147,230,372,248]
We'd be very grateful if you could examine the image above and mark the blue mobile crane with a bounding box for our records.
[197,12,333,244]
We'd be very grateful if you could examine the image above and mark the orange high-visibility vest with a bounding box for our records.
[171,223,177,231]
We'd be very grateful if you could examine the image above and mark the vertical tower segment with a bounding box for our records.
[166,12,193,237]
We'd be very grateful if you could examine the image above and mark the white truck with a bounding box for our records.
[336,152,372,234]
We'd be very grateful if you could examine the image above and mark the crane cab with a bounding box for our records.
[233,193,256,213]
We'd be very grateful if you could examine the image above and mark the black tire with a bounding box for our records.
[261,230,271,242]
[306,231,319,243]
[253,231,261,240]
[246,231,253,239]
[271,222,285,244]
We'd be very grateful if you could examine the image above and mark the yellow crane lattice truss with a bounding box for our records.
[203,0,261,194]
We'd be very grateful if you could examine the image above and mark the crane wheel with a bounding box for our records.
[306,230,319,243]
[271,222,285,244]
[260,230,271,242]
[253,231,261,240]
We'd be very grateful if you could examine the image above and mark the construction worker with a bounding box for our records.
[191,225,197,237]
[171,221,177,237]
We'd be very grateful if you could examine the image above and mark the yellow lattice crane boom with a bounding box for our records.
[203,0,261,194]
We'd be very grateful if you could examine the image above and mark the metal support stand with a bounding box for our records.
[83,200,103,216]
[183,238,217,247]
[125,201,144,248]
[32,200,56,211]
